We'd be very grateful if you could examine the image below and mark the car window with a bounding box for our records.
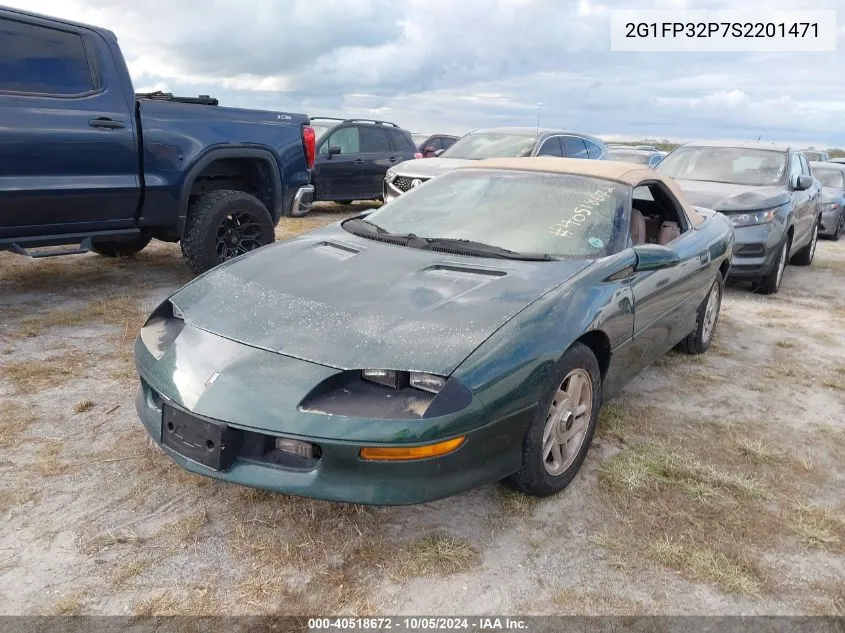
[0,18,94,95]
[360,127,391,153]
[441,132,537,160]
[323,127,360,155]
[423,137,441,151]
[813,168,845,188]
[561,136,589,159]
[799,154,811,176]
[659,147,787,186]
[585,140,604,159]
[536,137,562,157]
[441,137,457,150]
[788,153,802,185]
[362,169,629,259]
[388,129,416,153]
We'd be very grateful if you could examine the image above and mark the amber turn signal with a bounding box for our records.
[359,436,466,461]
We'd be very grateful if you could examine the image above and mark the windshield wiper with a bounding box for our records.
[343,217,421,242]
[414,237,557,261]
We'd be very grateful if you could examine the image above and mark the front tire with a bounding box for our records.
[91,234,151,257]
[791,219,818,266]
[180,190,275,275]
[754,235,789,295]
[505,343,601,497]
[679,272,723,355]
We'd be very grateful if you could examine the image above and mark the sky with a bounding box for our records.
[8,0,845,147]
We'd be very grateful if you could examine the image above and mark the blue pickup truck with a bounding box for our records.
[0,7,315,274]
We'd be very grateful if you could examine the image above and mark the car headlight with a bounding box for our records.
[385,167,396,181]
[139,300,185,360]
[729,208,777,228]
[361,369,446,394]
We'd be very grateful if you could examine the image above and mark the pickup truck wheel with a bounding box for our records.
[181,190,275,275]
[91,235,151,257]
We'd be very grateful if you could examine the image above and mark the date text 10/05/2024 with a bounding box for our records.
[307,617,528,630]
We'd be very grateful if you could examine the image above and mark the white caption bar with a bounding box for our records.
[610,10,837,52]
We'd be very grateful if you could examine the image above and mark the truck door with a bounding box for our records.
[0,13,139,240]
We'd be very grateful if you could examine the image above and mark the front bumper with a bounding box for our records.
[724,219,786,280]
[820,206,842,236]
[290,184,314,217]
[134,326,529,505]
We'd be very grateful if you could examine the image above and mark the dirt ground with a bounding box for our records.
[1,203,843,616]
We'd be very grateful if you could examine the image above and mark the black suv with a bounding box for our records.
[309,118,419,206]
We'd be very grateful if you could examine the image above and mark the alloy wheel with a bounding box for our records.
[701,279,722,344]
[541,369,593,476]
[215,211,265,261]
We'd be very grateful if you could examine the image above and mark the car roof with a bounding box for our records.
[462,157,705,226]
[810,161,845,171]
[470,126,602,141]
[679,141,792,152]
[607,148,658,155]
[1,5,118,38]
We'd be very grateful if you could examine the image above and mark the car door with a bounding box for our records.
[787,153,812,250]
[359,126,394,198]
[388,128,419,163]
[0,14,139,238]
[800,153,822,229]
[535,136,562,157]
[561,136,589,159]
[312,125,363,200]
[626,182,713,373]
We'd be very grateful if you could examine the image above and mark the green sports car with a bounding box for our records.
[135,157,734,505]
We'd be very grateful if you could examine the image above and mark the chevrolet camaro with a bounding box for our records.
[135,158,734,505]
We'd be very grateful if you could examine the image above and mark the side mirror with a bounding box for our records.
[633,243,681,272]
[434,149,445,157]
[329,145,342,157]
[795,174,813,190]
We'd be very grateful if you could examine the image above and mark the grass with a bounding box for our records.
[0,487,39,514]
[17,296,148,339]
[84,529,143,553]
[0,402,38,449]
[497,486,538,518]
[390,533,479,579]
[0,349,89,394]
[598,442,769,501]
[109,558,151,587]
[647,537,760,595]
[775,339,796,349]
[34,441,75,477]
[73,399,95,414]
[596,403,626,440]
[132,591,180,617]
[53,587,90,615]
[736,438,785,464]
[788,503,844,550]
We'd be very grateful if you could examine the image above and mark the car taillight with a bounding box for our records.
[414,152,423,159]
[302,125,316,169]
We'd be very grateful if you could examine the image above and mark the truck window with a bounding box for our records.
[0,18,95,95]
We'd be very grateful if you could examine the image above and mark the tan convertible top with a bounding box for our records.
[463,157,706,227]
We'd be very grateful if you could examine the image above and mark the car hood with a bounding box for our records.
[168,224,592,376]
[391,157,475,179]
[673,179,791,212]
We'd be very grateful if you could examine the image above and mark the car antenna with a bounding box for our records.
[757,135,762,143]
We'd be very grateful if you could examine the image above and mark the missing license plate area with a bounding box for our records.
[162,404,241,470]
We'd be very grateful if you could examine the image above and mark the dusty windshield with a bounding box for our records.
[441,132,537,160]
[355,169,628,259]
[659,147,787,186]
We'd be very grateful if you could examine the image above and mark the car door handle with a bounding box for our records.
[354,159,364,165]
[89,117,125,129]
[389,156,399,163]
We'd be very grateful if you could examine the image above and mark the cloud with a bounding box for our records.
[7,0,845,146]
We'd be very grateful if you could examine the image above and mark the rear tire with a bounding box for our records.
[679,272,723,355]
[832,210,844,241]
[791,219,818,266]
[91,235,151,257]
[180,190,275,275]
[505,343,601,497]
[754,235,789,295]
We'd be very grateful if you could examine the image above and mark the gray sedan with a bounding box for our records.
[658,143,822,295]
[810,161,845,240]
